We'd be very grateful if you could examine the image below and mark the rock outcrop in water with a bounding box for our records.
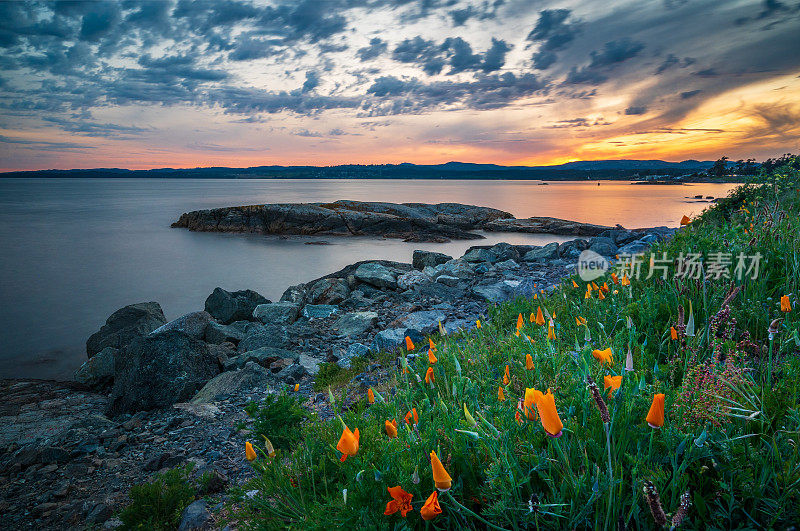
[171,200,612,242]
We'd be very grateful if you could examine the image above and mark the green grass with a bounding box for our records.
[233,159,800,529]
[118,465,197,530]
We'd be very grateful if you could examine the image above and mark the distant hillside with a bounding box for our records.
[0,159,719,180]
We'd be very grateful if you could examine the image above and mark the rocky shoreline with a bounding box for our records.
[0,222,674,529]
[171,200,615,242]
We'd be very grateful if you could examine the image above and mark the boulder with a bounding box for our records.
[306,277,350,305]
[276,363,306,384]
[412,250,452,270]
[338,343,369,368]
[398,310,447,335]
[74,347,116,389]
[150,311,213,340]
[107,331,219,415]
[617,240,651,255]
[302,304,339,319]
[334,311,379,337]
[435,274,460,287]
[237,324,291,352]
[204,320,263,345]
[222,346,296,371]
[253,302,300,325]
[588,236,618,256]
[397,270,431,291]
[354,263,398,289]
[279,284,307,304]
[191,362,271,403]
[436,259,475,279]
[523,242,559,261]
[557,239,589,259]
[371,328,424,353]
[298,354,320,376]
[178,500,212,531]
[86,302,166,358]
[494,259,520,270]
[204,288,269,324]
[471,283,509,303]
[488,242,521,262]
[462,247,496,263]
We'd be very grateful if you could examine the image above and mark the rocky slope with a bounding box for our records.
[171,200,614,242]
[0,225,673,529]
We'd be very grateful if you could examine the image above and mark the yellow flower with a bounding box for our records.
[476,319,481,328]
[294,383,300,392]
[245,441,257,462]
[620,275,630,286]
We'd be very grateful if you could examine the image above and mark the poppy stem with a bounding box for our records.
[647,429,655,462]
[551,437,576,484]
[443,492,510,531]
[767,336,774,389]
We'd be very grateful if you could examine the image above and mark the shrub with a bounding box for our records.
[118,464,196,530]
[246,393,308,450]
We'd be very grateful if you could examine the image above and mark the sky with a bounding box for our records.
[0,0,799,171]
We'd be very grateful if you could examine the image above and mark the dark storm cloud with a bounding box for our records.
[364,72,546,114]
[357,38,387,61]
[563,38,645,85]
[527,9,579,51]
[448,0,505,26]
[655,54,695,74]
[392,36,511,75]
[680,90,702,99]
[207,86,361,115]
[79,1,122,41]
[624,105,647,115]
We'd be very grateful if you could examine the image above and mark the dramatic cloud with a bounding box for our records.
[0,0,798,170]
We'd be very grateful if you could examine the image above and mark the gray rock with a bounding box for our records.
[588,236,618,256]
[442,318,478,334]
[298,354,320,376]
[150,311,213,340]
[192,362,271,403]
[107,331,219,415]
[372,328,423,353]
[74,347,117,389]
[617,240,651,255]
[557,239,589,259]
[354,262,398,289]
[253,302,300,325]
[397,270,431,290]
[237,324,290,352]
[277,363,306,384]
[338,343,369,368]
[302,304,339,319]
[204,288,269,325]
[222,346,296,371]
[307,277,350,305]
[334,311,379,337]
[86,302,166,358]
[462,247,496,263]
[398,310,447,335]
[471,283,509,303]
[523,242,559,261]
[494,259,520,270]
[178,500,211,531]
[436,259,475,279]
[204,320,263,345]
[435,274,460,287]
[488,242,520,262]
[412,250,452,270]
[279,284,307,304]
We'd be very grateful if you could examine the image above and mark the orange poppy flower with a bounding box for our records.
[598,290,606,300]
[534,294,538,300]
[428,348,438,364]
[680,215,691,226]
[524,388,543,420]
[368,389,375,404]
[611,273,619,284]
[429,338,436,352]
[503,364,510,385]
[498,386,506,401]
[646,393,665,428]
[525,353,534,370]
[620,275,630,286]
[384,486,413,517]
[604,375,622,398]
[592,348,614,365]
[336,425,360,461]
[404,407,418,425]
[476,319,481,328]
[420,491,442,521]
[670,326,678,340]
[385,419,398,438]
[585,290,591,299]
[591,281,599,291]
[245,441,257,462]
[781,295,791,312]
[535,389,563,437]
[534,307,545,326]
[430,451,452,491]
[516,313,524,331]
[405,336,415,351]
[425,367,435,384]
[294,383,300,392]
[572,279,579,288]
[547,321,556,340]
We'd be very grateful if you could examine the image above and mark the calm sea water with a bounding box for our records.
[0,178,735,380]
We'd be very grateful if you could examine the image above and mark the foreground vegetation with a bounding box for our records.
[231,158,800,529]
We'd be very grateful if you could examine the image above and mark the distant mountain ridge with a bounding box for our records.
[0,159,717,180]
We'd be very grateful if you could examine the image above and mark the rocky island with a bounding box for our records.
[1,214,672,529]
[171,200,615,242]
